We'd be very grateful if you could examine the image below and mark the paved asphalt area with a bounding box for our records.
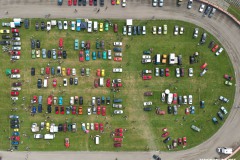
[0,0,240,160]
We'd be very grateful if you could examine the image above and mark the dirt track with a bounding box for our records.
[0,0,240,160]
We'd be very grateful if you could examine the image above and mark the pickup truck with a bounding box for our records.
[142,70,152,74]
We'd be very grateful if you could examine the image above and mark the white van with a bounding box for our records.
[167,93,173,104]
[44,134,55,140]
[95,135,100,144]
[93,21,98,31]
[10,74,21,79]
[43,79,48,88]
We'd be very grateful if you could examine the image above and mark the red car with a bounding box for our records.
[59,38,63,49]
[114,57,122,62]
[97,106,101,115]
[47,95,53,105]
[161,132,169,137]
[111,0,116,5]
[53,79,57,87]
[185,108,190,115]
[55,106,59,114]
[89,0,93,5]
[94,123,99,130]
[94,79,99,88]
[46,67,50,75]
[211,44,219,52]
[178,138,182,145]
[65,138,70,148]
[172,93,178,104]
[106,78,111,87]
[114,143,122,147]
[99,123,104,132]
[113,24,118,33]
[200,63,208,69]
[11,51,21,55]
[96,69,100,77]
[113,83,122,87]
[79,50,84,62]
[60,106,65,114]
[73,0,77,5]
[102,106,106,116]
[115,132,123,137]
[67,68,71,76]
[114,137,123,142]
[115,128,123,133]
[63,123,67,132]
[33,95,38,103]
[72,106,76,114]
[142,75,152,80]
[11,136,20,141]
[11,28,19,33]
[68,0,72,6]
[11,91,19,96]
[11,69,20,74]
[165,68,170,77]
[182,137,187,146]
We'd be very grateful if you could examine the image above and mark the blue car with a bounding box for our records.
[66,107,70,115]
[85,50,90,61]
[52,49,57,59]
[51,67,55,75]
[38,104,42,113]
[59,96,63,105]
[12,132,20,136]
[75,39,79,50]
[102,51,107,60]
[101,96,105,104]
[92,51,96,60]
[38,96,42,104]
[42,49,46,58]
[32,106,37,114]
[12,141,19,145]
[190,106,195,114]
[81,41,85,49]
[98,51,101,58]
[76,19,81,31]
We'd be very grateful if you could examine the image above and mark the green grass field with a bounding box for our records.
[228,5,240,21]
[0,19,235,151]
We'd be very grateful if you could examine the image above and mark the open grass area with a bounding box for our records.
[0,19,235,151]
[228,5,240,21]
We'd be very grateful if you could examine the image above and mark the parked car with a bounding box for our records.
[191,125,201,132]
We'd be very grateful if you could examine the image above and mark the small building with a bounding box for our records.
[126,19,132,26]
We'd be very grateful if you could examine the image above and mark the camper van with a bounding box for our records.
[95,135,100,144]
[43,79,48,88]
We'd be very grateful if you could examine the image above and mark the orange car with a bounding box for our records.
[114,57,122,62]
[78,106,83,115]
[96,69,100,77]
[211,44,219,52]
[65,138,70,148]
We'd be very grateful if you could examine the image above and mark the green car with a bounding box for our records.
[68,123,72,131]
[96,41,100,49]
[86,68,90,76]
[102,51,107,60]
[104,22,109,31]
[40,67,44,75]
[74,39,79,50]
[163,24,167,35]
[31,49,36,59]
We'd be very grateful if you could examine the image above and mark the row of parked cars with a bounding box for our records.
[9,115,20,148]
[123,25,146,36]
[152,24,167,35]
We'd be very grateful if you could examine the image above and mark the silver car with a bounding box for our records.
[123,26,127,35]
[114,110,123,114]
[58,21,63,30]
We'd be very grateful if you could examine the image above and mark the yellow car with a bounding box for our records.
[62,67,66,76]
[101,69,105,77]
[46,122,50,131]
[14,128,19,132]
[99,23,103,32]
[0,29,10,34]
[116,0,120,4]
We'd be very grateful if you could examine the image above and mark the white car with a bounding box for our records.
[63,78,67,86]
[188,95,193,104]
[176,68,180,78]
[54,97,58,105]
[113,104,123,108]
[127,26,132,36]
[87,21,92,33]
[115,53,122,57]
[163,24,167,34]
[72,68,76,76]
[71,21,76,31]
[63,21,68,30]
[158,26,162,34]
[155,68,159,76]
[152,26,157,35]
[113,42,123,46]
[152,0,157,7]
[46,22,51,31]
[220,106,228,114]
[10,74,21,79]
[161,93,165,102]
[113,68,123,73]
[142,55,151,59]
[142,26,146,35]
[199,3,205,13]
[87,108,92,115]
[122,0,126,7]
[92,97,96,106]
[183,95,187,104]
[189,68,193,77]
[143,101,152,106]
[179,27,184,35]
[159,0,163,7]
[187,0,193,9]
[11,87,21,91]
[215,48,224,56]
[123,26,127,35]
[70,97,74,105]
[114,110,123,114]
[193,28,199,38]
[90,123,94,130]
[11,56,20,60]
[174,25,179,35]
[107,50,112,60]
[112,79,122,83]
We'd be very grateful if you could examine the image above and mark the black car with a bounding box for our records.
[47,105,52,113]
[160,68,164,77]
[47,50,51,58]
[24,19,29,29]
[94,0,97,6]
[180,68,184,77]
[189,55,195,64]
[41,21,45,31]
[0,40,10,45]
[11,124,20,129]
[113,47,122,52]
[58,0,63,5]
[36,40,40,48]
[153,155,161,160]
[100,0,104,6]
[163,136,171,143]
[12,82,22,87]
[69,77,73,85]
[98,51,101,58]
[31,39,35,49]
[208,41,215,49]
[200,100,205,108]
[97,97,101,105]
[178,96,183,105]
[81,68,85,76]
[217,111,224,120]
[167,106,172,114]
[35,22,39,31]
[143,107,152,111]
[79,96,83,105]
[200,33,207,44]
[11,119,19,124]
[2,35,11,39]
[63,50,67,59]
[178,55,182,65]
[37,79,42,88]
[13,33,20,37]
[204,6,212,16]
[31,67,35,76]
[58,124,63,131]
[137,26,141,35]
[78,0,82,5]
[82,0,86,6]
[132,26,137,35]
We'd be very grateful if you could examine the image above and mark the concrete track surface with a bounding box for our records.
[0,0,240,160]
